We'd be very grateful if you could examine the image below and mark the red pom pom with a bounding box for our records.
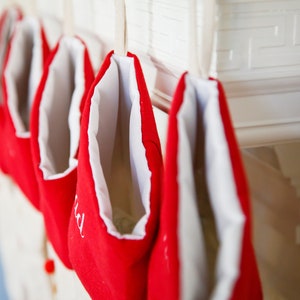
[44,259,55,274]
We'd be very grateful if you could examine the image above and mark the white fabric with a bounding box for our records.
[200,0,216,78]
[88,54,151,239]
[178,83,209,300]
[28,0,38,17]
[178,75,245,300]
[38,36,85,179]
[189,0,200,77]
[4,17,44,137]
[189,0,216,78]
[64,0,75,36]
[114,0,127,56]
[0,175,53,300]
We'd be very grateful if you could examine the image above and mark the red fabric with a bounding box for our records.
[1,22,50,210]
[0,8,22,174]
[148,73,186,300]
[216,80,263,299]
[148,73,262,299]
[30,38,95,269]
[68,51,163,299]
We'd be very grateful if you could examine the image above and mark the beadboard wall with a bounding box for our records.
[1,0,300,148]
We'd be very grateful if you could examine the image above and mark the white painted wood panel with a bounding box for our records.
[0,0,299,147]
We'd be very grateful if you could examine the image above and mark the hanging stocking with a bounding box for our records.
[148,73,263,300]
[30,36,94,269]
[2,16,50,209]
[0,7,22,173]
[0,16,54,300]
[68,51,163,299]
[0,7,23,262]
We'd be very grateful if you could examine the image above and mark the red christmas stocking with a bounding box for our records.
[0,7,22,173]
[30,36,94,269]
[148,73,263,300]
[2,16,50,209]
[68,51,163,299]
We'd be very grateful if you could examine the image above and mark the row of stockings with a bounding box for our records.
[0,6,263,300]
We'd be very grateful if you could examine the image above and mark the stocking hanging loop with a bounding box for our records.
[64,0,74,36]
[189,0,216,79]
[114,0,128,56]
[28,0,37,16]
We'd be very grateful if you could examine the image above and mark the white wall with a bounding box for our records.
[1,0,300,147]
